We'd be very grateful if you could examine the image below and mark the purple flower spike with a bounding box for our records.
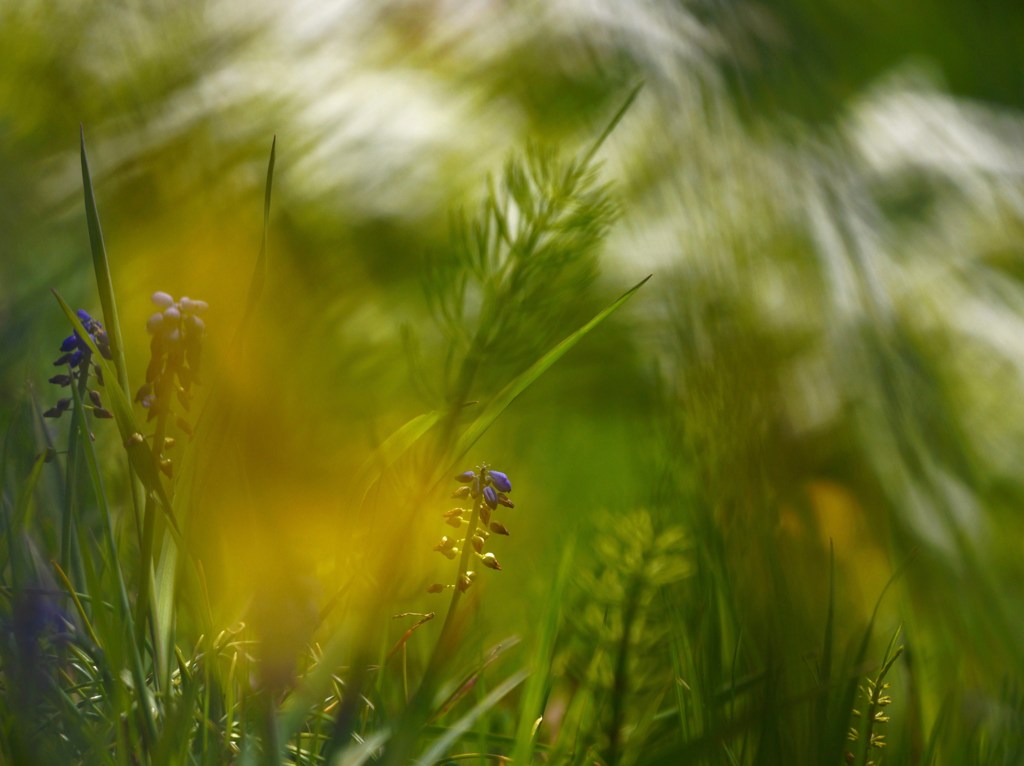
[489,470,512,493]
[483,485,498,509]
[455,470,475,483]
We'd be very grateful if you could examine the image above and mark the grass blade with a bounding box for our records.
[240,135,276,332]
[412,669,529,766]
[511,541,576,765]
[354,410,441,502]
[448,275,650,472]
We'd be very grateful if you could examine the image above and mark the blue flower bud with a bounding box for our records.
[76,309,92,323]
[455,470,476,483]
[69,350,84,368]
[488,470,512,493]
[60,334,78,352]
[483,485,498,509]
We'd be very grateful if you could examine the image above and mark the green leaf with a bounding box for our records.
[241,135,276,331]
[447,274,650,474]
[412,669,529,766]
[512,541,576,765]
[354,410,441,503]
[80,128,132,405]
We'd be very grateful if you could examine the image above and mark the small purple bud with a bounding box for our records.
[94,408,113,419]
[53,354,72,366]
[49,374,72,386]
[488,470,512,493]
[146,313,164,335]
[489,522,510,536]
[480,552,502,570]
[152,291,174,308]
[76,309,92,323]
[497,494,515,509]
[452,486,471,499]
[483,485,498,509]
[69,350,84,368]
[163,306,181,323]
[427,583,445,594]
[60,334,78,352]
[191,300,209,314]
[455,470,475,483]
[479,505,491,526]
[88,390,103,408]
[43,406,63,418]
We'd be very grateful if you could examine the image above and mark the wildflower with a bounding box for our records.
[45,309,110,420]
[488,470,511,493]
[137,291,207,429]
[429,463,516,593]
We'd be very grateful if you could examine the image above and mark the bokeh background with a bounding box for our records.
[3,0,1024,759]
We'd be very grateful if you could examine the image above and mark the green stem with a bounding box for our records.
[133,380,172,663]
[380,494,483,766]
[60,356,92,579]
[434,493,483,661]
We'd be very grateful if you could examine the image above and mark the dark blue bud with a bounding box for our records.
[483,485,498,509]
[69,350,84,368]
[455,470,476,483]
[76,309,92,324]
[60,334,78,352]
[489,470,512,493]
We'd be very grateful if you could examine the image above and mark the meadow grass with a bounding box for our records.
[2,101,1023,766]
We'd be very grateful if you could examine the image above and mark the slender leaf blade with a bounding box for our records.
[448,275,650,472]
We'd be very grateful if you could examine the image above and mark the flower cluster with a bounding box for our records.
[44,309,112,420]
[135,292,207,429]
[429,465,514,594]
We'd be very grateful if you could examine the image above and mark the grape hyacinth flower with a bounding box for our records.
[135,292,207,428]
[428,464,514,593]
[44,309,112,420]
[134,292,207,477]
